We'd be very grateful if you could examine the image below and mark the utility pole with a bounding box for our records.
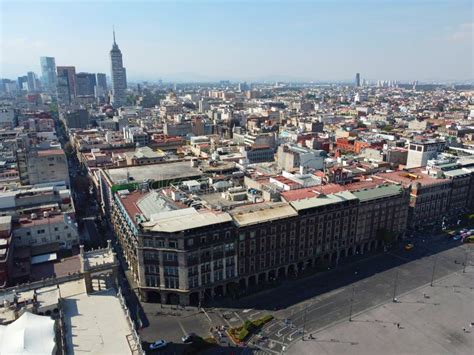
[430,255,438,287]
[349,284,355,321]
[302,308,307,341]
[392,269,399,302]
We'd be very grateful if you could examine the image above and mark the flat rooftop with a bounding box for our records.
[106,160,202,184]
[62,283,132,355]
[376,169,450,187]
[230,202,298,227]
[351,184,404,202]
[142,208,232,233]
[290,191,357,211]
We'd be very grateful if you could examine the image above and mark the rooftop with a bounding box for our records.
[443,168,472,178]
[351,184,404,202]
[230,202,298,227]
[62,282,131,355]
[290,191,357,211]
[375,169,450,187]
[142,208,232,233]
[106,160,202,184]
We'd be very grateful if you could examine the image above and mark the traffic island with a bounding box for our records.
[227,315,274,344]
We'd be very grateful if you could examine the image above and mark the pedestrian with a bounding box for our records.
[397,323,400,329]
[462,327,466,332]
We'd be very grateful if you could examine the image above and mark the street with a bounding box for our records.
[131,232,472,354]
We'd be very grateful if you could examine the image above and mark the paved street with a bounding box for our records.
[131,233,472,354]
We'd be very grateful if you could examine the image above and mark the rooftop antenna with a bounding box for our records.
[113,25,116,45]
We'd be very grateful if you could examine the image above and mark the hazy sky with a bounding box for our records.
[1,0,473,82]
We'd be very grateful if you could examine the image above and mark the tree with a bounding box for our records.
[64,142,74,157]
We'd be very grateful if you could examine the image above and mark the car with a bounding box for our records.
[181,333,197,343]
[453,235,461,241]
[149,340,167,350]
[404,243,414,251]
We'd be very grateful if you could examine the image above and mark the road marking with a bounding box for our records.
[234,311,245,323]
[218,310,232,327]
[276,326,289,337]
[177,321,187,336]
[287,329,302,341]
[268,338,288,346]
[202,308,213,324]
[265,322,282,332]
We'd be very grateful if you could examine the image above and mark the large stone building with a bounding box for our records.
[108,182,409,305]
[376,170,451,229]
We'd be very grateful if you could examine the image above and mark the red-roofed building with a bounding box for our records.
[375,169,451,228]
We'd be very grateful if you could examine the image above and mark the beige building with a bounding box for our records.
[25,149,70,187]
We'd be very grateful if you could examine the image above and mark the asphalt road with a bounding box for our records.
[244,235,470,354]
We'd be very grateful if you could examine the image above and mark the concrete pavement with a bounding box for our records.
[288,270,474,355]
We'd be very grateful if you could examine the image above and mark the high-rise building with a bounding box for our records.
[17,76,28,90]
[57,66,77,104]
[95,73,107,98]
[76,72,96,96]
[110,29,127,107]
[355,73,361,87]
[26,72,38,92]
[96,73,107,91]
[40,56,57,92]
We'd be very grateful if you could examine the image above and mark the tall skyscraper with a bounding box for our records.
[57,66,77,104]
[26,72,38,92]
[76,72,96,96]
[110,29,127,107]
[355,73,361,87]
[40,56,57,92]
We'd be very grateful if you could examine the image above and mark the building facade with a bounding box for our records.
[406,139,446,169]
[108,184,408,305]
[57,66,77,104]
[25,149,70,187]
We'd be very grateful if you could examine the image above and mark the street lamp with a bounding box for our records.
[302,307,307,341]
[463,250,469,273]
[430,255,438,287]
[392,270,399,302]
[349,284,355,321]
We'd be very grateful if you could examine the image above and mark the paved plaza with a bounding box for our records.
[289,270,474,355]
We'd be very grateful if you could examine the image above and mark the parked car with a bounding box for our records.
[149,340,167,350]
[181,333,197,343]
[404,243,414,251]
[453,235,461,241]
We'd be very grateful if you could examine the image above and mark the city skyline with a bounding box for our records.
[0,0,473,82]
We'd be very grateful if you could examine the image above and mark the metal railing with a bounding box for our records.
[117,287,145,355]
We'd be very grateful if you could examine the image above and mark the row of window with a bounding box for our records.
[143,251,178,261]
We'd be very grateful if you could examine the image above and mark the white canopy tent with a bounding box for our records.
[0,312,56,355]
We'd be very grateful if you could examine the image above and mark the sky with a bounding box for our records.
[0,0,473,82]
